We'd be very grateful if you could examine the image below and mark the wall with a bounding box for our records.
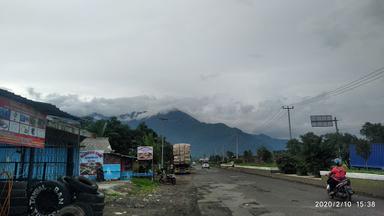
[0,128,81,180]
[350,143,384,169]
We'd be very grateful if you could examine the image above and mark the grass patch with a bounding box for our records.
[237,162,277,167]
[130,178,158,195]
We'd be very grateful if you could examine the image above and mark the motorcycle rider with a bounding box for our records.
[327,158,347,195]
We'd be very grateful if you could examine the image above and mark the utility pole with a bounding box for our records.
[236,134,239,159]
[159,117,168,169]
[222,144,225,162]
[282,106,294,140]
[334,117,341,158]
[161,136,164,169]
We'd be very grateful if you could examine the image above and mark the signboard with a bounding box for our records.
[0,96,46,148]
[80,150,104,177]
[137,146,153,160]
[310,115,333,127]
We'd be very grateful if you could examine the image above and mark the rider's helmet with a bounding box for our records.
[334,158,342,166]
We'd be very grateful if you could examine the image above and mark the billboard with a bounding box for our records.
[0,96,46,148]
[310,115,333,127]
[80,150,104,177]
[138,146,153,160]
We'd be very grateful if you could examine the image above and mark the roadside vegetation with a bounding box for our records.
[212,122,384,177]
[130,178,159,195]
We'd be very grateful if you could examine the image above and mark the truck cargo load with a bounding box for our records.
[173,143,191,174]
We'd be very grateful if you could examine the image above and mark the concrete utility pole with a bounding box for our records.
[159,117,168,169]
[282,106,294,140]
[161,136,164,169]
[334,117,341,158]
[236,134,239,159]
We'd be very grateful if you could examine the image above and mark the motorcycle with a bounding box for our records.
[326,178,353,201]
[159,172,176,185]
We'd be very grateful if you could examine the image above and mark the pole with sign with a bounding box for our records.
[310,115,341,157]
[137,146,154,181]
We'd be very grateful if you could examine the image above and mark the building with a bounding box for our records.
[0,89,90,181]
[80,137,135,180]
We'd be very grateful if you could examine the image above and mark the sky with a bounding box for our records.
[1,0,383,139]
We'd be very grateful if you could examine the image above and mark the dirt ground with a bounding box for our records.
[102,173,200,216]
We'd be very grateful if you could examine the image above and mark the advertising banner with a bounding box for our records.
[0,96,46,148]
[138,146,153,160]
[79,150,104,177]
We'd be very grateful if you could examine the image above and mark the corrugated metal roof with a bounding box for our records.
[80,137,113,153]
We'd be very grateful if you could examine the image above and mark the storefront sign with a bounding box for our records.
[0,96,46,148]
[79,150,104,177]
[137,146,153,160]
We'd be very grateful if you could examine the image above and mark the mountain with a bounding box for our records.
[85,110,287,157]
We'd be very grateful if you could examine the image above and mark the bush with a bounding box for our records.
[257,146,273,163]
[295,160,308,176]
[275,153,297,174]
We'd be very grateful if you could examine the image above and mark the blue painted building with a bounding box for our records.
[0,89,90,181]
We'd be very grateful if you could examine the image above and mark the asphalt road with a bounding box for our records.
[194,167,384,216]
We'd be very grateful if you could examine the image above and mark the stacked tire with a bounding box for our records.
[0,181,28,216]
[58,176,105,216]
[28,180,72,216]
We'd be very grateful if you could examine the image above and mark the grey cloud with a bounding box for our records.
[200,73,221,81]
[1,1,383,139]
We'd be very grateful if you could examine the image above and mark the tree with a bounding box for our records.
[360,122,384,143]
[256,146,272,163]
[322,133,358,167]
[355,139,371,169]
[300,132,337,176]
[226,151,235,159]
[243,150,253,163]
[286,139,301,156]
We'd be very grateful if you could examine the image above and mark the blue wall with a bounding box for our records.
[0,142,80,180]
[350,143,384,169]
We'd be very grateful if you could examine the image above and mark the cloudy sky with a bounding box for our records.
[1,0,383,139]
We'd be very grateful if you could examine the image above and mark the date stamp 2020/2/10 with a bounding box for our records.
[314,201,376,208]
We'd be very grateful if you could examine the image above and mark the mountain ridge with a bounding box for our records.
[84,110,287,156]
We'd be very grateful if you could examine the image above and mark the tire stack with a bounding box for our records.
[58,176,105,216]
[0,181,28,216]
[23,176,104,216]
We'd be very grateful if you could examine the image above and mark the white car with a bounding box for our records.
[202,162,210,169]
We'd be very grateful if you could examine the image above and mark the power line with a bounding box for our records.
[257,66,384,134]
[293,67,384,106]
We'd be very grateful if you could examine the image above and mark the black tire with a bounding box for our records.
[67,176,98,194]
[76,191,105,203]
[0,197,28,206]
[28,180,72,216]
[0,181,27,190]
[8,206,28,216]
[171,178,176,185]
[347,193,352,202]
[58,176,76,199]
[0,190,27,200]
[93,211,104,216]
[90,202,105,212]
[56,205,85,216]
[74,202,94,216]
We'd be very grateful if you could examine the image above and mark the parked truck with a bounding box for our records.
[173,143,191,174]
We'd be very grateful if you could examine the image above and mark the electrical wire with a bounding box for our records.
[293,67,384,106]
